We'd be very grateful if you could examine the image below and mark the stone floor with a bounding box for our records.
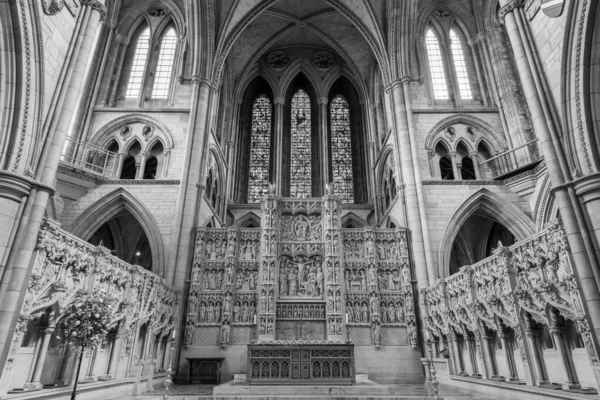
[129,383,487,399]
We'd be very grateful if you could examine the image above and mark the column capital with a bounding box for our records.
[80,0,108,21]
[318,97,328,105]
[498,0,525,23]
[274,97,285,105]
[367,141,375,149]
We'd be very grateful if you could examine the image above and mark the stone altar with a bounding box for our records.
[247,342,355,385]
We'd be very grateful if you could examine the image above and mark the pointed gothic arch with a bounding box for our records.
[236,212,262,228]
[69,188,165,277]
[438,188,535,277]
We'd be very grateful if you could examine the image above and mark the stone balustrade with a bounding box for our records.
[0,218,180,395]
[421,220,600,392]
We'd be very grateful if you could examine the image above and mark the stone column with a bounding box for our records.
[273,97,285,194]
[524,328,549,386]
[450,152,459,180]
[136,151,148,180]
[162,149,171,178]
[470,152,482,179]
[499,0,600,346]
[82,347,99,382]
[0,3,103,374]
[257,195,278,341]
[387,80,431,290]
[323,195,344,341]
[114,152,127,179]
[319,98,330,192]
[482,331,503,381]
[498,329,519,382]
[466,334,481,378]
[106,329,123,379]
[549,323,580,390]
[451,332,468,376]
[27,326,56,389]
[107,35,130,107]
[168,78,215,288]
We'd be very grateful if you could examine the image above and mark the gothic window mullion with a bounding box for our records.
[247,94,273,203]
[329,95,354,203]
[290,90,312,198]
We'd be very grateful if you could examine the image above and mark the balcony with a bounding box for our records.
[479,139,542,180]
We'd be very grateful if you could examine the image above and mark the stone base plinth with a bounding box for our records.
[213,379,391,396]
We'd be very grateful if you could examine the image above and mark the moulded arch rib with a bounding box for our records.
[68,188,165,277]
[438,188,535,278]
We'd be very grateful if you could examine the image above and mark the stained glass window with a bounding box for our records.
[248,94,272,203]
[425,29,449,100]
[330,95,354,203]
[290,90,312,198]
[450,29,472,100]
[126,27,150,99]
[151,28,177,99]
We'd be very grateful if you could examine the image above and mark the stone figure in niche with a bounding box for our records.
[260,319,266,335]
[207,304,214,323]
[221,319,230,345]
[380,304,388,323]
[361,303,369,322]
[378,246,387,260]
[227,241,236,257]
[184,321,194,347]
[368,264,377,286]
[260,291,267,313]
[335,291,341,313]
[214,304,221,321]
[205,240,213,259]
[388,304,396,323]
[188,294,198,314]
[397,303,405,323]
[327,290,334,312]
[242,303,250,322]
[223,293,232,314]
[370,295,378,316]
[345,271,351,290]
[359,271,367,291]
[347,303,354,323]
[198,304,206,322]
[293,215,310,241]
[402,264,410,286]
[366,239,375,258]
[225,264,234,284]
[372,322,381,346]
[233,303,240,322]
[268,291,275,313]
[399,236,407,256]
[317,267,324,295]
[192,266,201,284]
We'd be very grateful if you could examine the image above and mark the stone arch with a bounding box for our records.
[563,0,600,173]
[69,188,165,277]
[278,59,324,100]
[424,114,507,151]
[235,212,261,228]
[341,213,367,228]
[90,114,174,151]
[438,188,535,277]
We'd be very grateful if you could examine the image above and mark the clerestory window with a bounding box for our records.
[248,94,273,203]
[329,95,354,203]
[290,89,313,198]
[151,28,177,99]
[125,27,151,99]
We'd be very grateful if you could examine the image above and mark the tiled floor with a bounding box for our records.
[131,382,484,399]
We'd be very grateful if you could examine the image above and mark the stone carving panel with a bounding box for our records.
[232,293,257,324]
[279,254,324,299]
[280,214,322,242]
[276,303,326,320]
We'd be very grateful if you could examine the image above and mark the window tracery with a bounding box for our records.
[425,29,449,100]
[125,27,151,99]
[290,90,312,198]
[248,94,273,203]
[330,95,354,203]
[450,29,472,100]
[151,28,177,99]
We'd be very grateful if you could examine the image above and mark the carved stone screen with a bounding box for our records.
[183,195,418,382]
[290,90,312,198]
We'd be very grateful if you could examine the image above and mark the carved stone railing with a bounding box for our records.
[421,220,600,388]
[0,218,180,394]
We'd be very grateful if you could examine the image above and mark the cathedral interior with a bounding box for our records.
[1,0,600,399]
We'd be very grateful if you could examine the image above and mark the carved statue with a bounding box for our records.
[233,303,240,322]
[223,293,232,314]
[380,305,388,323]
[221,319,230,345]
[372,322,381,346]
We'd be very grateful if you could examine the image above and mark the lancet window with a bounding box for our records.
[450,29,472,100]
[151,28,177,99]
[329,95,354,203]
[248,94,273,203]
[125,27,151,99]
[425,29,449,100]
[290,90,312,198]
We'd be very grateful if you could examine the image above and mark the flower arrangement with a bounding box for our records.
[61,289,115,349]
[60,289,115,400]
